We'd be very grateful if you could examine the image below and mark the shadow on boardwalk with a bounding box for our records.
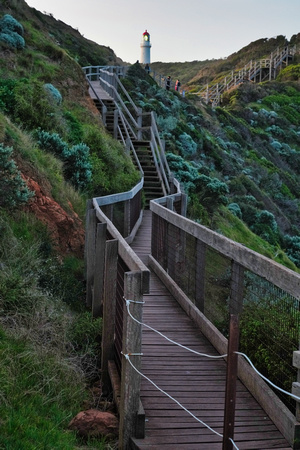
[129,210,291,450]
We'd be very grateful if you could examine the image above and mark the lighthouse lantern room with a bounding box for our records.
[140,30,151,65]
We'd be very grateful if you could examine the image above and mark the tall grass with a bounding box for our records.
[0,213,107,448]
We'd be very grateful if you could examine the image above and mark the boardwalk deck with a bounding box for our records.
[129,210,291,450]
[89,80,113,101]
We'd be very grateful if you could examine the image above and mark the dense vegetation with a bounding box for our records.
[124,62,300,270]
[0,0,137,448]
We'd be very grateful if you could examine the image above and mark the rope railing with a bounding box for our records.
[123,296,300,448]
[149,194,300,447]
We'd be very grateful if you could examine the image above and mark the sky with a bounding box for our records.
[26,0,300,64]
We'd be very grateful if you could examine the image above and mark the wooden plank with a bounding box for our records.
[129,211,292,449]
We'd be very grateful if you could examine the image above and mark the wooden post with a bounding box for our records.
[292,350,300,422]
[180,193,188,218]
[137,107,142,140]
[195,240,206,313]
[92,223,107,318]
[119,271,143,449]
[114,109,119,139]
[292,350,300,449]
[101,239,118,391]
[229,261,244,316]
[124,199,131,238]
[85,207,97,307]
[223,314,240,450]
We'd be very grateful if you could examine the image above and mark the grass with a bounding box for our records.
[215,206,299,272]
[0,212,109,449]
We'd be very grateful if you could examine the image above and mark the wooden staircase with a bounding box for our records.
[91,95,166,207]
[198,45,297,107]
[132,141,165,206]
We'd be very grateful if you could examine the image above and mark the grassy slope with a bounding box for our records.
[0,1,133,448]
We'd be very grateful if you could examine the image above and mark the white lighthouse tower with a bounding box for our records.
[140,30,151,65]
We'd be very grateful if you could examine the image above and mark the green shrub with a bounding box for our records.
[283,234,300,267]
[0,14,25,49]
[177,132,197,158]
[193,174,229,214]
[0,144,33,208]
[0,14,24,36]
[13,79,61,130]
[228,203,242,219]
[36,130,92,190]
[43,83,62,105]
[64,110,83,144]
[62,142,92,190]
[36,129,68,156]
[0,79,17,114]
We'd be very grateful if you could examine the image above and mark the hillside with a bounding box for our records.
[123,62,300,271]
[1,0,300,447]
[0,1,136,448]
[151,33,300,90]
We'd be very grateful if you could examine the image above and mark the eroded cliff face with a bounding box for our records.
[23,175,85,256]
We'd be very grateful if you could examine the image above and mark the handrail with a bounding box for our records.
[95,68,176,197]
[85,74,108,124]
[99,76,140,131]
[95,178,144,206]
[196,45,297,106]
[149,195,300,446]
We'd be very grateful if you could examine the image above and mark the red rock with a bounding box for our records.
[68,409,119,438]
[21,174,84,256]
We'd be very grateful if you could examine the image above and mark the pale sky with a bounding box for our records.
[26,0,300,63]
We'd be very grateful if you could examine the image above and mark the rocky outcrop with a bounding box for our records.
[68,409,119,439]
[24,175,84,256]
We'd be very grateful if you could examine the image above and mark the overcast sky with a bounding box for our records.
[26,0,300,63]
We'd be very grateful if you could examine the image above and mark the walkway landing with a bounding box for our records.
[89,80,113,101]
[129,210,291,449]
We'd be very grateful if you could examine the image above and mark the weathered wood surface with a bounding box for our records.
[129,210,291,449]
[89,80,112,101]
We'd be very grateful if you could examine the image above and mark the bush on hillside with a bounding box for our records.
[193,174,229,214]
[13,79,62,131]
[43,83,62,105]
[0,144,33,208]
[0,14,25,49]
[62,143,92,190]
[0,79,16,114]
[36,130,92,190]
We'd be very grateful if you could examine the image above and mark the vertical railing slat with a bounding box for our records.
[119,271,143,449]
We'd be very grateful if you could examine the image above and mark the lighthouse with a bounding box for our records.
[140,30,151,65]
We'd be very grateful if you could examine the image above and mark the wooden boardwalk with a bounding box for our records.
[89,80,113,101]
[129,210,291,450]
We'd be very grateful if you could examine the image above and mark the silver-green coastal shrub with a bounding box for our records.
[0,14,25,49]
[0,144,33,208]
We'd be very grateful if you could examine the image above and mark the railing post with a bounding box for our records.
[229,261,244,315]
[114,109,119,139]
[119,271,143,449]
[292,352,300,449]
[101,239,118,391]
[137,107,142,140]
[195,240,206,313]
[292,349,300,417]
[223,314,239,450]
[92,222,107,318]
[124,199,131,237]
[85,205,97,307]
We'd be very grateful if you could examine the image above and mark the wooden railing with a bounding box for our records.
[85,182,149,448]
[83,66,172,197]
[149,193,300,448]
[196,45,297,106]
